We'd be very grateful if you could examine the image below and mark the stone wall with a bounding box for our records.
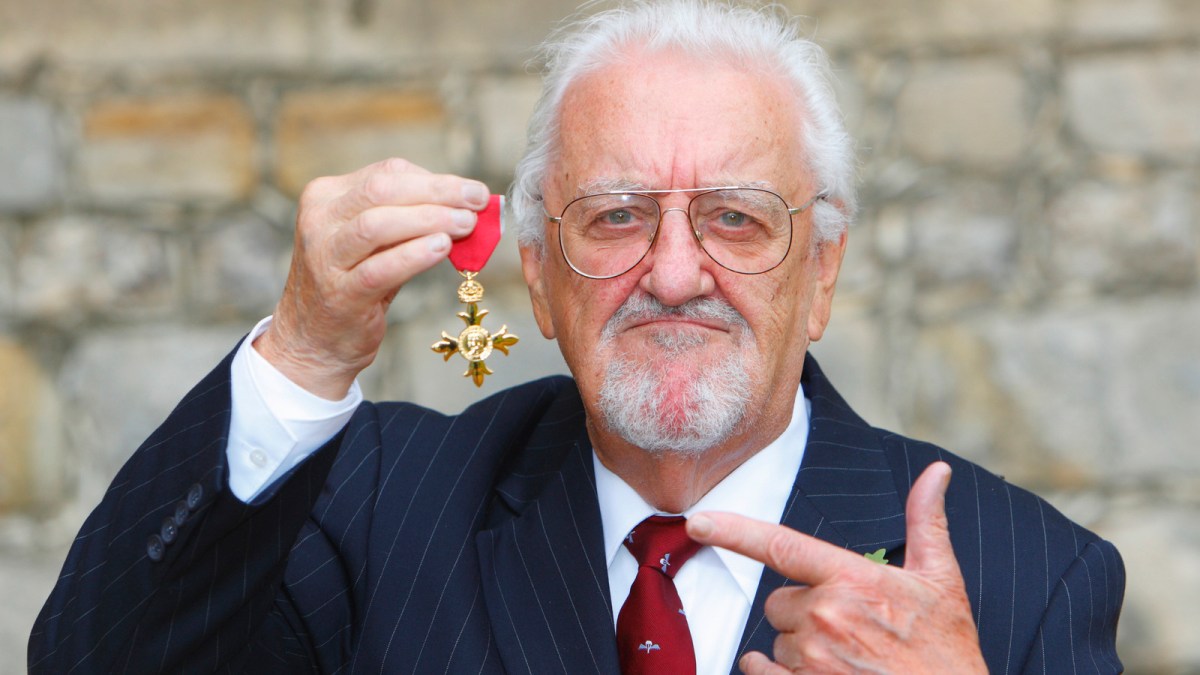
[1,0,1197,670]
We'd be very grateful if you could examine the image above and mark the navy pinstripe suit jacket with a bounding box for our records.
[31,352,1124,673]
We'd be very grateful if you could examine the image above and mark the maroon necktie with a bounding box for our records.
[617,515,703,674]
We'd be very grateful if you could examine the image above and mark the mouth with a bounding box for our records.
[621,315,732,334]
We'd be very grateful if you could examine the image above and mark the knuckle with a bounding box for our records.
[416,204,447,228]
[764,530,802,570]
[363,173,394,206]
[771,633,811,670]
[355,260,387,292]
[350,210,380,245]
[763,589,792,620]
[378,157,413,174]
[809,599,840,628]
[299,176,335,209]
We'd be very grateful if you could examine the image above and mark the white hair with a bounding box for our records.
[509,0,858,253]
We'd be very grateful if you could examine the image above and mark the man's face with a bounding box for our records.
[520,50,846,455]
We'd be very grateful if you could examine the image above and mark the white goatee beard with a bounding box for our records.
[596,295,755,457]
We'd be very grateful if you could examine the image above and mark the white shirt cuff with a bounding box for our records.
[227,316,362,502]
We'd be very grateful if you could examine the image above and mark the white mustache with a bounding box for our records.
[601,294,749,340]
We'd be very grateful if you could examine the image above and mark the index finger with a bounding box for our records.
[687,512,866,585]
[334,160,490,221]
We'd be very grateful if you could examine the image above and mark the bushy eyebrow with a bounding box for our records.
[576,177,648,195]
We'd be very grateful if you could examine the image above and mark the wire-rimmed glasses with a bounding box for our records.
[546,186,826,279]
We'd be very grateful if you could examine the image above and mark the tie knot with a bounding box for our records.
[623,515,702,579]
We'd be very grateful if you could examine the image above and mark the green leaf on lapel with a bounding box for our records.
[865,548,889,565]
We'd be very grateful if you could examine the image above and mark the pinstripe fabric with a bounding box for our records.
[30,351,1123,673]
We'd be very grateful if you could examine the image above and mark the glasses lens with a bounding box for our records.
[690,189,792,274]
[559,193,658,278]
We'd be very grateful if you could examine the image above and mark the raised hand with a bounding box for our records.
[256,158,490,399]
[687,462,987,674]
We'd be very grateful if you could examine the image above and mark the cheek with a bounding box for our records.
[549,271,641,347]
[742,269,814,344]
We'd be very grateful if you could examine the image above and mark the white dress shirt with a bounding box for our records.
[227,317,361,502]
[225,317,810,673]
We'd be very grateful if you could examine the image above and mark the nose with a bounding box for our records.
[636,208,715,306]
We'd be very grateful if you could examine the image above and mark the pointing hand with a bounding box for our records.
[688,462,987,674]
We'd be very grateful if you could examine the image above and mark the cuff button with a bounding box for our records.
[160,518,178,544]
[147,534,165,562]
[186,483,204,510]
[173,500,190,526]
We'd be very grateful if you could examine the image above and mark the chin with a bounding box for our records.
[596,337,753,457]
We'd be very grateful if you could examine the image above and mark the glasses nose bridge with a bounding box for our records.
[654,204,703,244]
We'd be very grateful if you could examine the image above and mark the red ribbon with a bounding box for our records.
[449,194,504,273]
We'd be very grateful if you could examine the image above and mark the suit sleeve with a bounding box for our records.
[1020,538,1126,674]
[27,348,346,674]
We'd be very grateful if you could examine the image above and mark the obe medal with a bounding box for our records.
[431,194,518,387]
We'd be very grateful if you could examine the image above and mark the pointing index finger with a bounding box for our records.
[687,512,865,586]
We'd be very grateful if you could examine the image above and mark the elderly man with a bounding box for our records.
[31,1,1123,673]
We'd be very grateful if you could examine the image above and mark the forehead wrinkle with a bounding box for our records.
[577,175,780,197]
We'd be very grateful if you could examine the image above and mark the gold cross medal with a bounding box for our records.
[431,194,518,386]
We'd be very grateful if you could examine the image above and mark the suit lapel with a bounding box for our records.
[735,355,908,667]
[476,391,620,674]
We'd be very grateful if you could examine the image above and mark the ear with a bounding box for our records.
[807,230,847,343]
[519,242,557,340]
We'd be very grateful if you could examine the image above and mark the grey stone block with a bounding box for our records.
[813,0,1059,50]
[14,216,179,323]
[895,60,1029,167]
[1068,0,1200,42]
[477,75,542,179]
[192,213,290,317]
[0,219,15,320]
[1066,51,1200,157]
[1050,173,1198,295]
[908,297,1200,487]
[0,0,309,70]
[0,98,63,213]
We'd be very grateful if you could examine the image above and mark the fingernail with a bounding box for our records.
[452,209,477,231]
[463,182,489,208]
[688,514,714,539]
[428,233,450,253]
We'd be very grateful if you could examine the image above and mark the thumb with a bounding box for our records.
[902,462,959,579]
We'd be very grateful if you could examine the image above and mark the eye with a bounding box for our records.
[719,211,748,227]
[605,209,635,225]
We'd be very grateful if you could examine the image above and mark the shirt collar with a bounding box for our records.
[594,382,811,603]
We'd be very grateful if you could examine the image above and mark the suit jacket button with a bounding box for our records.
[173,500,190,526]
[147,534,165,562]
[160,517,178,544]
[186,483,204,510]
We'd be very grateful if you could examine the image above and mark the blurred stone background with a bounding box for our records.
[0,0,1197,671]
